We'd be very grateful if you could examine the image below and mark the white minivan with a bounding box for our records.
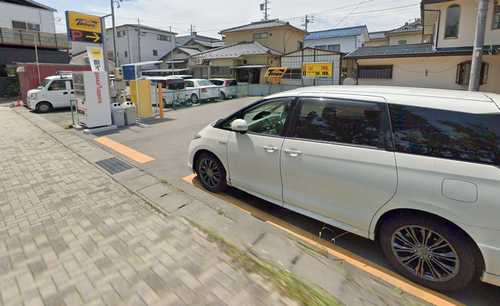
[27,75,73,113]
[188,86,500,291]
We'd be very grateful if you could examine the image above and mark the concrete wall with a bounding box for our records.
[305,35,362,53]
[0,2,55,33]
[356,55,500,93]
[223,26,305,54]
[425,0,500,48]
[105,26,175,65]
[388,32,425,45]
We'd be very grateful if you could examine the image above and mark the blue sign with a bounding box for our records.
[122,65,137,81]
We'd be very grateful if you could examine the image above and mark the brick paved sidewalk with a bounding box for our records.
[0,108,299,306]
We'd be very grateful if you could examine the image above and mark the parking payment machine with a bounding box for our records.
[73,71,112,128]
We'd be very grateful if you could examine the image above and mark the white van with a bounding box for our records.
[27,75,74,113]
[188,86,500,291]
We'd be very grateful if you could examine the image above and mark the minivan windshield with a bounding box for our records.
[38,78,52,89]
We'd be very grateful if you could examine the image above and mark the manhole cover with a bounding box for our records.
[96,158,132,175]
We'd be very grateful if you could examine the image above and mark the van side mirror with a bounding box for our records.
[231,119,248,133]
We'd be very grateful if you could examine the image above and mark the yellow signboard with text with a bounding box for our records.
[66,11,103,44]
[303,63,333,78]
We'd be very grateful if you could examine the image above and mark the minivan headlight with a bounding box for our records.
[30,93,38,100]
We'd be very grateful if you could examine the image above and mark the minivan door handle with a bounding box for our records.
[284,149,302,157]
[263,145,278,153]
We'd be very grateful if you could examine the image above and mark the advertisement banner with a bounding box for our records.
[86,47,105,72]
[303,63,333,78]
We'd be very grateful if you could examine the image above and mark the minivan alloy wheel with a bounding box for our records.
[198,158,222,189]
[391,225,460,282]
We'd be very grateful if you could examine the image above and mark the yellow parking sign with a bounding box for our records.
[66,11,103,44]
[303,63,333,78]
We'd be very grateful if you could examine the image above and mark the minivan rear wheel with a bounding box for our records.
[195,153,227,193]
[379,214,477,291]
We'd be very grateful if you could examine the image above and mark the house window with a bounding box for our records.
[398,40,407,45]
[158,34,171,41]
[297,41,303,50]
[493,2,500,29]
[12,21,40,31]
[445,4,460,38]
[124,51,128,58]
[358,65,393,79]
[456,61,489,86]
[117,31,122,38]
[153,49,158,56]
[316,44,340,52]
[253,32,269,39]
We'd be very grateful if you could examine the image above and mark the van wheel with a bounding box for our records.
[195,152,227,193]
[190,94,199,104]
[379,214,477,291]
[36,102,53,113]
[220,92,226,100]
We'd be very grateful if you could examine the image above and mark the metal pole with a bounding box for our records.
[468,0,488,91]
[34,33,41,84]
[111,0,118,67]
[101,17,110,73]
[137,19,142,62]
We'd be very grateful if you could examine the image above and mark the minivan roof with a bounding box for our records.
[267,86,500,114]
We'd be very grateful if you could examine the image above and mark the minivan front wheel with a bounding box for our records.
[195,153,227,193]
[379,214,477,291]
[36,102,53,113]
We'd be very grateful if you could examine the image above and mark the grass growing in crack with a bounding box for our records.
[186,218,342,306]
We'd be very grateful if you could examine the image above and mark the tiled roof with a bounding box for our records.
[178,47,201,56]
[193,41,281,60]
[345,44,500,59]
[305,25,367,40]
[176,34,222,46]
[220,19,305,34]
[391,19,423,34]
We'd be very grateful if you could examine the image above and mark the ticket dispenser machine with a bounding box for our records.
[73,71,112,128]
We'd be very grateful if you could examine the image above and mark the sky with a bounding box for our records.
[45,0,422,37]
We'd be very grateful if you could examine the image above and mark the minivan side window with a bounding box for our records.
[389,105,500,165]
[222,98,293,136]
[293,98,386,148]
[48,80,67,91]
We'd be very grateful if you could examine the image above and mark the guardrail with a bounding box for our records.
[0,28,69,49]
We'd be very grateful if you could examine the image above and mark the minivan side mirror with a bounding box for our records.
[231,119,248,133]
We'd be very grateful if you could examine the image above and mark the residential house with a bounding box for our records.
[304,25,368,53]
[364,19,432,47]
[0,0,69,96]
[159,33,222,73]
[345,0,500,93]
[105,24,176,65]
[190,19,305,83]
[175,32,223,51]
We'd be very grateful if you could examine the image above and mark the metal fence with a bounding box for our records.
[162,84,305,108]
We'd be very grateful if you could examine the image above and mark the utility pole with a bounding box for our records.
[260,0,270,20]
[110,0,118,67]
[469,0,488,91]
[303,15,314,32]
[137,18,142,62]
[190,25,195,36]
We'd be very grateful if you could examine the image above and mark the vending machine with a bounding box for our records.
[73,71,112,128]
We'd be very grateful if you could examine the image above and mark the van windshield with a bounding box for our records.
[39,78,52,89]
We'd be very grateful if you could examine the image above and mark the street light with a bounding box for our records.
[111,0,122,67]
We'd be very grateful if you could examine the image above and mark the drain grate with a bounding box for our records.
[96,158,132,175]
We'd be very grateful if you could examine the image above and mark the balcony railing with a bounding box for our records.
[0,27,70,49]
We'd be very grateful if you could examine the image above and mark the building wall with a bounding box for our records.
[364,39,389,47]
[105,26,175,65]
[304,35,361,53]
[0,2,55,33]
[425,0,500,48]
[355,55,500,93]
[223,26,305,54]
